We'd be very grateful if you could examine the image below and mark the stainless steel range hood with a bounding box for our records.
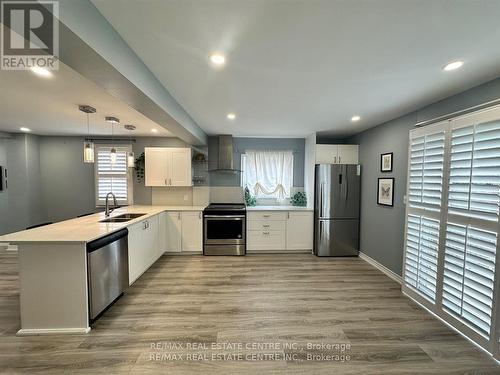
[209,135,241,173]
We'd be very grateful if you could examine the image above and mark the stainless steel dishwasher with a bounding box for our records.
[87,228,129,321]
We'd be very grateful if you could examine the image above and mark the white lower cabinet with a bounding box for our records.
[286,212,314,250]
[163,211,203,253]
[247,210,313,253]
[181,212,203,253]
[164,212,182,253]
[128,215,159,285]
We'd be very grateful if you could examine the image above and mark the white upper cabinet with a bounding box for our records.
[170,149,192,186]
[145,148,168,186]
[337,145,358,164]
[315,144,358,164]
[145,147,192,186]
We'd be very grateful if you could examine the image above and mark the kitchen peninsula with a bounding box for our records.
[0,205,205,335]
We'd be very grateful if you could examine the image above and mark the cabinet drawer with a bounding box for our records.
[248,211,288,221]
[247,220,286,232]
[247,230,286,250]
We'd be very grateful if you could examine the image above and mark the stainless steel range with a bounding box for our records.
[203,203,246,256]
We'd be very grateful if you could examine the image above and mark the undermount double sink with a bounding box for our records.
[100,213,146,223]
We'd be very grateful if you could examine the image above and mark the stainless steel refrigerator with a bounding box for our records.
[314,164,360,256]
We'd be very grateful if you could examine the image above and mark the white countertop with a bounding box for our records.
[0,205,206,244]
[246,205,313,211]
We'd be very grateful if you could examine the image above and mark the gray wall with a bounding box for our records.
[208,137,305,187]
[0,135,193,235]
[348,76,500,276]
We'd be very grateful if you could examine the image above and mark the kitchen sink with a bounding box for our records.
[100,213,146,223]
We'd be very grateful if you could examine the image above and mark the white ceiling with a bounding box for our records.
[93,0,500,138]
[0,63,171,137]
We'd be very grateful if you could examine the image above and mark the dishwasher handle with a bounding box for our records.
[87,228,129,253]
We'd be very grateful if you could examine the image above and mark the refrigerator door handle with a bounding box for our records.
[320,182,324,218]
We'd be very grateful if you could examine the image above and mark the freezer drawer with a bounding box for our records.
[314,219,359,256]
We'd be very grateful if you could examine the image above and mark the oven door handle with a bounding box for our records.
[204,215,246,219]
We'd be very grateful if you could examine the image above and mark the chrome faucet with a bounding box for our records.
[105,192,118,217]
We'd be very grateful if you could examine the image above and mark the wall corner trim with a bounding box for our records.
[359,251,402,284]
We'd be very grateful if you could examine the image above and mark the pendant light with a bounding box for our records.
[79,105,97,163]
[106,116,120,165]
[124,125,136,168]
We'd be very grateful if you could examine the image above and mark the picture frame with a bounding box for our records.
[380,152,393,172]
[377,177,394,206]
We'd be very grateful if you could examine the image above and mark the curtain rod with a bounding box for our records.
[235,149,301,154]
[414,98,500,128]
[85,137,136,143]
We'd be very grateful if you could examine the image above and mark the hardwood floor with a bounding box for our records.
[0,251,498,374]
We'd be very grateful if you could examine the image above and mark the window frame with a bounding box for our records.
[94,144,134,207]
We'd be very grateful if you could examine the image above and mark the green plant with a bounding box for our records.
[291,191,307,207]
[244,186,257,206]
[134,152,145,182]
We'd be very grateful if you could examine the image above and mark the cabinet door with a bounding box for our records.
[143,215,159,269]
[165,211,182,253]
[127,221,146,285]
[316,145,339,164]
[145,148,168,186]
[128,217,159,285]
[286,212,314,250]
[169,148,192,186]
[181,211,202,252]
[337,145,358,164]
[158,212,167,255]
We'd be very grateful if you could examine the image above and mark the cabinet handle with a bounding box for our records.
[263,214,270,218]
[334,156,337,163]
[263,232,270,235]
[339,156,341,163]
[199,212,201,219]
[287,212,290,219]
[178,212,181,220]
[169,178,172,186]
[263,224,270,228]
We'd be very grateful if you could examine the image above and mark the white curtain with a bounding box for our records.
[244,150,293,200]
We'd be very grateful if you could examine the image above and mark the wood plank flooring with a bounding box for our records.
[0,251,498,374]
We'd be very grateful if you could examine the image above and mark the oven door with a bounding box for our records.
[204,215,246,245]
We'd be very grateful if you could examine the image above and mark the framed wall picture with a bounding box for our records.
[377,177,394,206]
[380,152,393,172]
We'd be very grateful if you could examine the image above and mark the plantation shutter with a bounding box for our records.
[404,125,445,303]
[441,119,500,337]
[95,146,131,205]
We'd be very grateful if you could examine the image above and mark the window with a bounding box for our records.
[241,150,293,199]
[94,145,133,206]
[403,106,500,360]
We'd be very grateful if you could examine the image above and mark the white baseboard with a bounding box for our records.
[17,327,91,335]
[359,251,402,284]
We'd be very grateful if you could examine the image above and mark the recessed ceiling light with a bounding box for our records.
[227,113,236,120]
[105,116,120,124]
[351,116,361,122]
[151,129,158,133]
[20,127,31,132]
[209,53,226,66]
[30,66,52,77]
[443,60,464,71]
